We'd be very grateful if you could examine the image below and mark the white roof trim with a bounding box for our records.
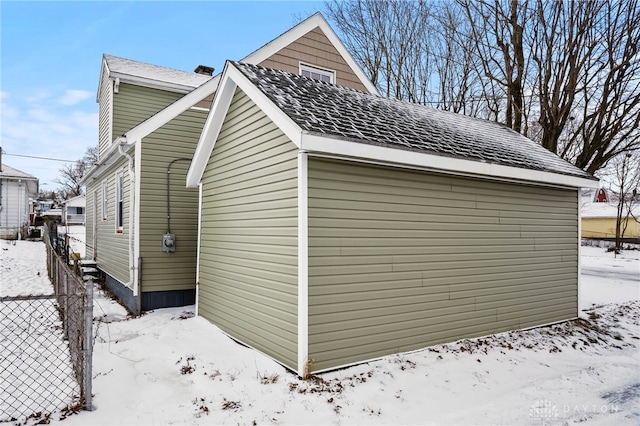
[300,133,600,189]
[186,62,302,187]
[108,72,198,94]
[241,12,379,95]
[80,138,132,185]
[96,56,109,103]
[188,61,598,190]
[86,75,220,186]
[126,75,220,142]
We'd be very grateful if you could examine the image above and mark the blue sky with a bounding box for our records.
[1,1,325,191]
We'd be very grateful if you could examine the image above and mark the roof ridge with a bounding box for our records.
[232,61,596,182]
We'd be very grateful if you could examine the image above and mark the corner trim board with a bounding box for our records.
[297,151,309,376]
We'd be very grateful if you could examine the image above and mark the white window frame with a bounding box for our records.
[299,62,335,84]
[101,181,108,221]
[115,171,124,234]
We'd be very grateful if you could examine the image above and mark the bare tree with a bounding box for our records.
[606,152,640,253]
[326,0,434,102]
[324,0,640,176]
[54,146,98,199]
[568,0,640,174]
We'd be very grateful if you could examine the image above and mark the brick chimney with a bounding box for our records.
[194,65,214,76]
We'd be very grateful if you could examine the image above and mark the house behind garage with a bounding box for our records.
[187,62,599,375]
[80,13,378,314]
[0,161,39,240]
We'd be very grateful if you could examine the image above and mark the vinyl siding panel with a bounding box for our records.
[87,158,131,285]
[258,27,368,92]
[307,158,579,371]
[0,181,29,234]
[112,83,183,141]
[98,65,113,160]
[138,108,207,292]
[582,217,640,239]
[198,89,298,370]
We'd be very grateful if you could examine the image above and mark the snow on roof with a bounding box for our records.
[582,201,640,219]
[232,62,597,182]
[0,164,38,180]
[63,194,86,206]
[104,54,212,91]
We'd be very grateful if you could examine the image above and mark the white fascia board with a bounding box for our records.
[108,71,198,94]
[96,56,109,103]
[186,63,303,187]
[300,133,600,189]
[126,75,220,142]
[226,65,302,145]
[186,67,238,188]
[241,13,379,96]
[80,138,133,185]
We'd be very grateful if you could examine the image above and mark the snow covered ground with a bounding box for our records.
[1,239,638,425]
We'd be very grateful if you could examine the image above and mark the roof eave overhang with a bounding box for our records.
[80,138,135,186]
[187,62,303,187]
[299,133,600,190]
[126,75,220,143]
[108,72,200,94]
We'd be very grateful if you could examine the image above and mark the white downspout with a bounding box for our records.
[195,182,203,317]
[118,141,137,295]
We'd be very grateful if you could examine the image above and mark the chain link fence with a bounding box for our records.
[0,225,93,422]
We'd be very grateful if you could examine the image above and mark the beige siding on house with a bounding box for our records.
[307,158,579,372]
[112,83,183,141]
[98,65,113,160]
[258,27,368,92]
[198,89,299,370]
[87,158,132,285]
[138,108,207,293]
[582,217,640,239]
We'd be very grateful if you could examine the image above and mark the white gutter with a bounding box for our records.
[80,136,128,186]
[300,134,600,190]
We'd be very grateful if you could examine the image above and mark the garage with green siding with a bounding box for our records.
[187,62,599,376]
[307,158,579,371]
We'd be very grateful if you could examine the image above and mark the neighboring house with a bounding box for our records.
[36,198,56,213]
[0,163,39,240]
[186,62,599,376]
[62,195,86,225]
[582,201,640,242]
[80,13,378,314]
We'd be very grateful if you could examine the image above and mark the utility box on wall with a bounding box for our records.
[162,233,176,252]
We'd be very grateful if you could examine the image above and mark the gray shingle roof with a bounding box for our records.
[232,61,595,181]
[104,54,211,89]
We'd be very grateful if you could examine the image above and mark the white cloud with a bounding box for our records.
[1,88,98,190]
[59,89,93,106]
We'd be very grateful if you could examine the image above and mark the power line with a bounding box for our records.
[4,153,76,163]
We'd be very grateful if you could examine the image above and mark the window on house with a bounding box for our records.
[102,181,108,220]
[299,63,335,84]
[115,171,124,233]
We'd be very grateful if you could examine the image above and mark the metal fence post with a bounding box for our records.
[83,279,94,411]
[63,272,69,340]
